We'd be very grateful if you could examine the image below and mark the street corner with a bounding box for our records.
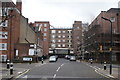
[13,69,30,78]
[95,68,115,79]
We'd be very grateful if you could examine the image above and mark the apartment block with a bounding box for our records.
[0,0,43,62]
[32,21,50,58]
[84,8,120,63]
[72,21,83,55]
[49,28,73,57]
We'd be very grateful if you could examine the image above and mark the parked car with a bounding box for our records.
[70,56,76,61]
[65,55,70,59]
[49,56,57,62]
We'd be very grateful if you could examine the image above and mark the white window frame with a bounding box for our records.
[0,43,7,50]
[52,39,56,43]
[58,40,61,42]
[0,32,8,39]
[52,35,55,38]
[62,44,65,47]
[58,35,61,38]
[58,31,61,33]
[44,24,47,27]
[44,28,47,32]
[62,40,65,42]
[51,44,56,48]
[62,35,65,38]
[62,31,65,33]
[44,33,47,36]
[58,44,61,47]
[51,30,56,33]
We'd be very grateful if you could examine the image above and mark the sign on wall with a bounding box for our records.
[29,49,35,55]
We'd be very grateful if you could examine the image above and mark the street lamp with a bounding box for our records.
[101,17,112,74]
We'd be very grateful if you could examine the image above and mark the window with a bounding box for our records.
[62,40,65,42]
[62,31,65,33]
[44,24,47,27]
[51,44,56,48]
[58,35,61,38]
[58,44,61,47]
[58,40,61,42]
[0,20,8,27]
[36,24,39,27]
[0,43,7,50]
[44,38,47,41]
[44,28,47,32]
[52,40,56,43]
[62,44,65,47]
[44,33,47,36]
[51,30,56,33]
[0,32,8,39]
[62,35,65,38]
[52,35,55,38]
[58,31,61,33]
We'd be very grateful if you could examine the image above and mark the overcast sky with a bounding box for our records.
[12,0,120,27]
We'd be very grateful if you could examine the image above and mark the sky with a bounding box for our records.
[12,0,120,27]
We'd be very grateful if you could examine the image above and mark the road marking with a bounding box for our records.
[95,69,110,78]
[61,63,64,67]
[83,62,115,78]
[15,69,30,78]
[56,67,61,72]
[53,74,56,78]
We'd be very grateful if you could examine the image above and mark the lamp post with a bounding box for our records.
[101,17,112,74]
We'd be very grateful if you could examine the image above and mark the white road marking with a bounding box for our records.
[53,74,56,78]
[56,67,61,72]
[61,63,64,67]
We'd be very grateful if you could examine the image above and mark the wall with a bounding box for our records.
[20,16,36,43]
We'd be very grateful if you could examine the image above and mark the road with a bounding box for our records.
[15,58,113,80]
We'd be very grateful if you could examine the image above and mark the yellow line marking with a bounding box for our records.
[95,69,110,78]
[15,69,30,78]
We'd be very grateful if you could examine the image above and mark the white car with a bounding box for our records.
[49,56,57,62]
[70,56,76,61]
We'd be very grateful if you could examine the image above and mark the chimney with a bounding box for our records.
[16,0,22,14]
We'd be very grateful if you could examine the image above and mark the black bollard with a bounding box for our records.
[104,62,106,70]
[41,58,43,64]
[7,60,10,69]
[10,63,13,75]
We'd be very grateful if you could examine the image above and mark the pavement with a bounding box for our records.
[0,60,119,80]
[78,60,120,79]
[0,64,29,80]
[0,60,49,80]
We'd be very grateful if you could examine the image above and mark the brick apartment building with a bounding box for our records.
[83,8,120,63]
[49,27,73,57]
[0,0,43,62]
[72,21,83,56]
[32,21,50,58]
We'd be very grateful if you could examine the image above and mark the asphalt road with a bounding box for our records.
[15,58,112,80]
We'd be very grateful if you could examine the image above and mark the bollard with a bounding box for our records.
[41,58,43,64]
[10,62,13,75]
[91,61,93,64]
[90,59,93,64]
[29,59,32,64]
[7,60,10,69]
[104,62,106,70]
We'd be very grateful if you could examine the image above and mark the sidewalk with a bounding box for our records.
[0,67,28,80]
[0,60,49,80]
[81,61,120,79]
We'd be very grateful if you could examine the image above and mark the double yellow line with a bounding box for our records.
[15,69,30,78]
